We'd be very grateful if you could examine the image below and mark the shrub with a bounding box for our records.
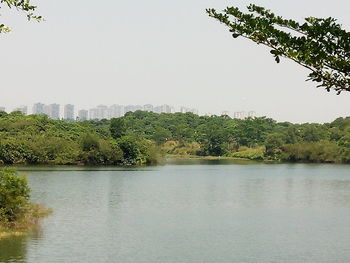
[229,146,265,160]
[282,140,341,163]
[0,168,30,223]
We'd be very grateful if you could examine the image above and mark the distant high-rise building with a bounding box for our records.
[180,106,198,115]
[0,107,5,112]
[108,105,124,119]
[161,104,172,113]
[234,111,247,119]
[89,105,108,120]
[124,105,143,114]
[143,104,154,112]
[46,104,60,119]
[78,109,88,121]
[248,111,256,118]
[96,105,108,119]
[64,104,75,120]
[153,106,162,114]
[89,108,99,120]
[180,106,188,113]
[150,104,172,114]
[13,105,28,115]
[134,105,143,111]
[33,103,46,115]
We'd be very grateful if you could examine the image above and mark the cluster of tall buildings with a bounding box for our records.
[220,111,256,119]
[31,103,75,120]
[86,104,198,121]
[0,103,199,121]
[1,103,256,120]
[234,111,256,119]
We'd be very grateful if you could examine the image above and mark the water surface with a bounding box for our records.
[1,160,350,262]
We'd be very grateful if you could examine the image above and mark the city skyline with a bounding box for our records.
[0,102,256,121]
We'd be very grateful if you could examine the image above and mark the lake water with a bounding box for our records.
[1,160,350,263]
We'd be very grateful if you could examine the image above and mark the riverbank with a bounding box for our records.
[0,168,51,239]
[164,153,349,164]
[0,203,51,239]
[165,154,243,160]
[0,205,51,239]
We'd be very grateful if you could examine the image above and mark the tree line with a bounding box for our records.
[0,110,349,164]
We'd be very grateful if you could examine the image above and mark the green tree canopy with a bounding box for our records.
[0,0,42,33]
[207,4,350,94]
[110,118,127,139]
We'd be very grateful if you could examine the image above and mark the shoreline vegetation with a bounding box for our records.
[0,110,350,165]
[0,168,51,239]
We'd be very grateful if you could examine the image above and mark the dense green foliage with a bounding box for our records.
[0,168,30,223]
[119,111,350,163]
[0,110,349,164]
[0,111,157,165]
[0,0,42,33]
[207,4,350,94]
[110,118,126,139]
[0,168,50,234]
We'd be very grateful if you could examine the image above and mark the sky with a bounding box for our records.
[0,0,349,123]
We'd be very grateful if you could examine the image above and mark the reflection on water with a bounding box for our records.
[0,236,27,263]
[0,229,42,263]
[1,161,350,263]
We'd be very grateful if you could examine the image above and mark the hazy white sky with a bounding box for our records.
[0,0,349,123]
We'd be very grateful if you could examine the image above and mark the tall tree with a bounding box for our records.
[207,4,350,94]
[0,0,42,33]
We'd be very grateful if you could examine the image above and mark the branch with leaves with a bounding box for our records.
[0,0,42,33]
[207,4,350,94]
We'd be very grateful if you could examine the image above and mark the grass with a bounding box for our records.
[0,203,51,239]
[228,146,266,160]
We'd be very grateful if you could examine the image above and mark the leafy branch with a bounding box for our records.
[207,4,350,94]
[0,0,42,33]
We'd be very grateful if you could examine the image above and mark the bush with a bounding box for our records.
[282,140,341,163]
[80,134,123,165]
[117,136,143,165]
[0,168,30,223]
[117,136,160,165]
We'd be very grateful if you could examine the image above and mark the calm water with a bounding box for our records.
[1,160,350,263]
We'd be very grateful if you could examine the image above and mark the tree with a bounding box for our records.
[151,127,172,144]
[0,0,42,33]
[110,118,126,139]
[207,4,350,94]
[117,136,142,165]
[265,133,285,155]
[81,133,100,152]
